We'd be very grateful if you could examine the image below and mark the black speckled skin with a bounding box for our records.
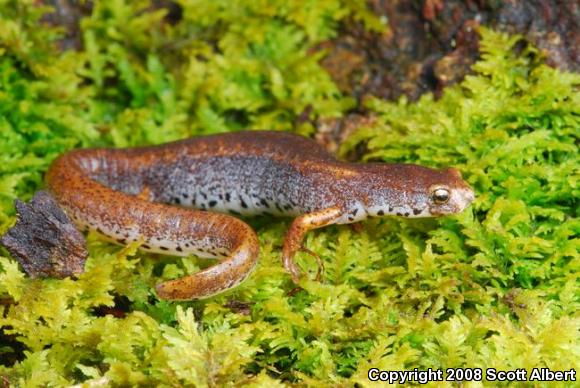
[45,130,475,299]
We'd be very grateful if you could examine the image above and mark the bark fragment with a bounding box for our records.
[1,191,87,278]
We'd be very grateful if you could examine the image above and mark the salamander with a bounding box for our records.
[6,131,475,300]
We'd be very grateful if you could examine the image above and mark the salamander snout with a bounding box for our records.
[359,165,476,219]
[427,177,475,216]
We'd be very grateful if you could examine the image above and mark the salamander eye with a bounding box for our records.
[432,188,450,204]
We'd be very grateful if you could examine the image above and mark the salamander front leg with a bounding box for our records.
[282,207,343,284]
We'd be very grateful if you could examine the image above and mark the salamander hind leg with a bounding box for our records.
[282,207,343,284]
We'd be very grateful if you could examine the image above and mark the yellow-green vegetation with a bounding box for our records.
[0,1,578,386]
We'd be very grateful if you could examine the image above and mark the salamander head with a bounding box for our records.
[359,164,475,218]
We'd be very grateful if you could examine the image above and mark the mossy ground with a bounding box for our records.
[0,1,578,387]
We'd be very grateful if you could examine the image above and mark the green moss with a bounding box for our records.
[0,2,578,386]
